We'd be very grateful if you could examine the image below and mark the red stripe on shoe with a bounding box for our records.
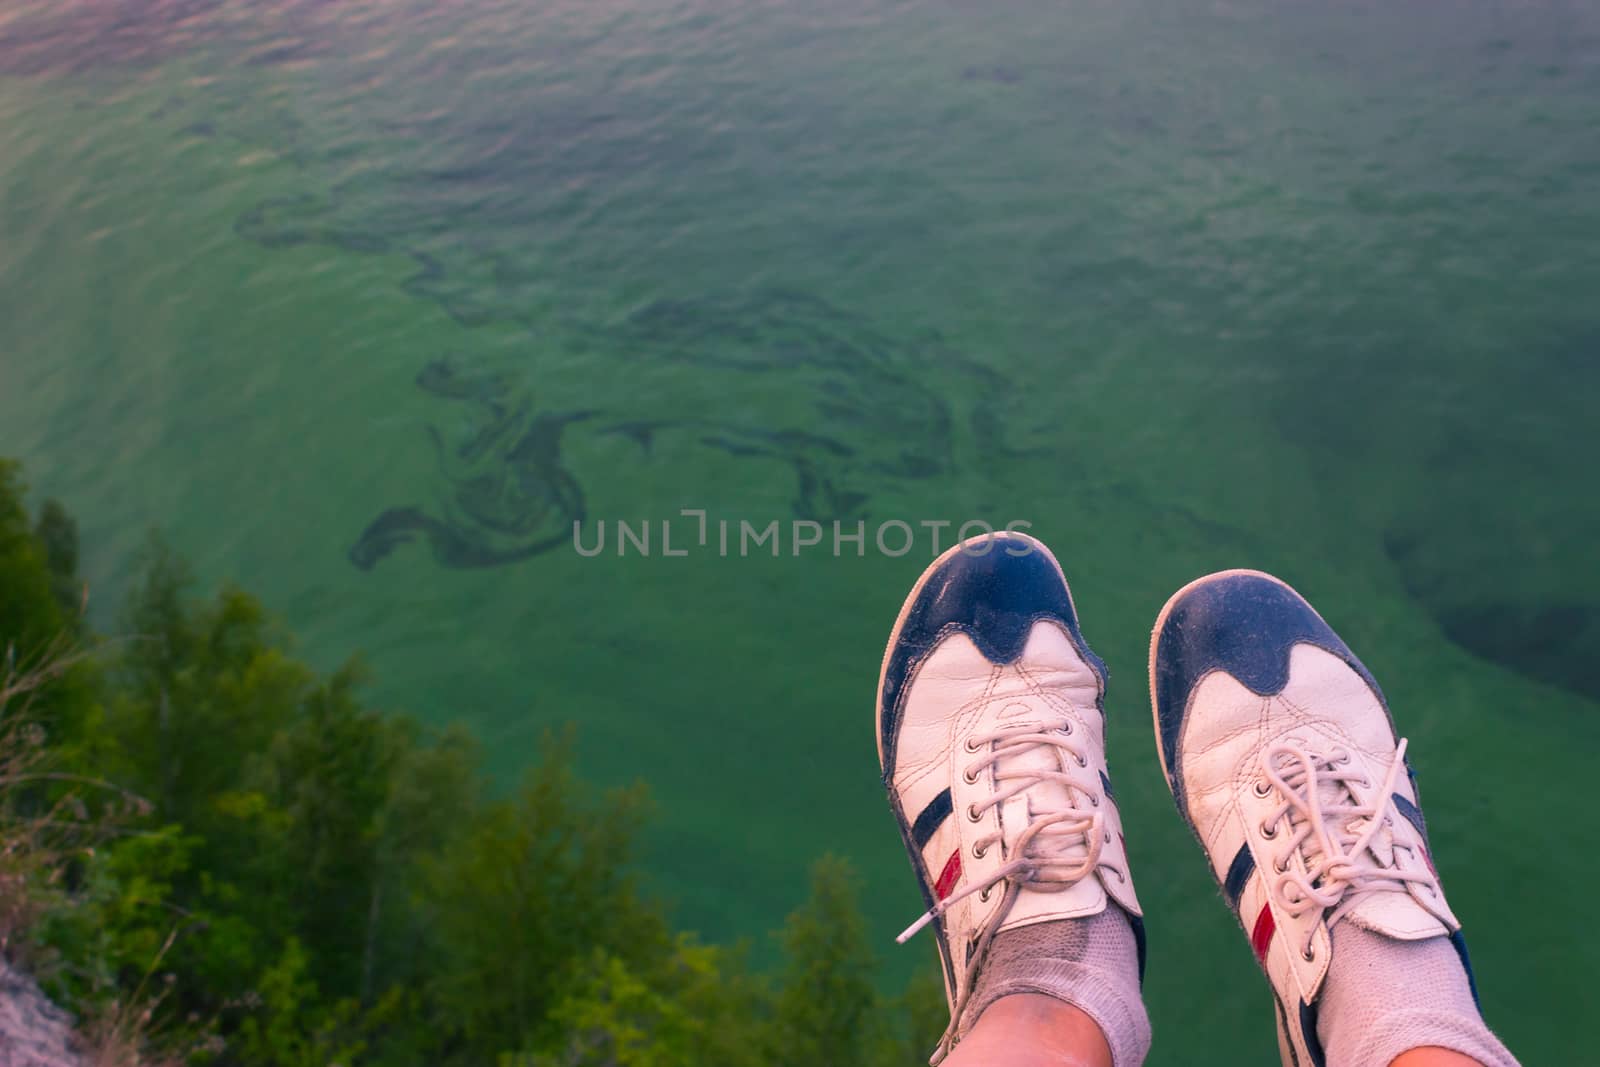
[1251,905,1276,963]
[934,850,962,900]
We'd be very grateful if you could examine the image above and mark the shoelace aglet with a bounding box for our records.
[896,908,939,944]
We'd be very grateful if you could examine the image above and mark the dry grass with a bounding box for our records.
[0,634,96,957]
[77,929,190,1067]
[0,636,186,1067]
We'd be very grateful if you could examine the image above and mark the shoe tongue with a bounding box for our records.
[1283,767,1352,869]
[1309,790,1447,941]
[1341,891,1449,940]
[1316,774,1351,816]
[1365,816,1396,867]
[991,717,1079,855]
[987,714,1107,930]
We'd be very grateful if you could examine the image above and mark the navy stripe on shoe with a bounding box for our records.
[1223,844,1256,910]
[1392,791,1429,844]
[1152,573,1386,811]
[1273,994,1301,1067]
[888,788,957,1014]
[1129,912,1147,985]
[1450,929,1482,1010]
[880,537,1103,774]
[911,788,953,848]
[1299,999,1327,1067]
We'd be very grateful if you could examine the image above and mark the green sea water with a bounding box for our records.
[1,0,1596,1060]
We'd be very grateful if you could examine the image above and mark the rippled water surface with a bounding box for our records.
[2,1,1596,1060]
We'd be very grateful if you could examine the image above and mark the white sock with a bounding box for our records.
[962,907,1151,1067]
[1318,923,1519,1067]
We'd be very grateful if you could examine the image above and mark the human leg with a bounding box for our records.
[877,532,1151,1066]
[1148,570,1518,1067]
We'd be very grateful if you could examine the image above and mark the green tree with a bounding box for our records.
[0,461,66,654]
[422,730,670,1060]
[770,856,883,1067]
[0,461,95,748]
[108,542,306,825]
[267,662,395,996]
[515,938,768,1067]
[362,720,481,1003]
[233,937,367,1067]
[878,962,948,1066]
[32,498,83,629]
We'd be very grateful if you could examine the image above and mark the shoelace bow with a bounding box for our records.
[1260,736,1441,960]
[896,716,1118,1062]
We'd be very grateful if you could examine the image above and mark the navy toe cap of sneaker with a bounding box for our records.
[879,535,1101,771]
[1151,571,1381,790]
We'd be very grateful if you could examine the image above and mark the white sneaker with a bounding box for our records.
[1149,570,1474,1067]
[878,531,1144,1063]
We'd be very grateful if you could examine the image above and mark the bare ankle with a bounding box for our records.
[1391,1048,1492,1067]
[948,994,1114,1067]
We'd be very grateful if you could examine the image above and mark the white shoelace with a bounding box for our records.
[896,716,1117,1062]
[1259,737,1441,961]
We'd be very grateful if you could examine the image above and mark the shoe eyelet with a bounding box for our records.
[973,843,987,859]
[1301,946,1316,963]
[1112,870,1125,883]
[1061,721,1073,734]
[964,738,981,753]
[1104,831,1112,843]
[967,804,982,822]
[1089,794,1100,807]
[1075,752,1089,768]
[1253,779,1272,798]
[1274,857,1289,874]
[963,768,979,785]
[1260,822,1277,839]
[979,888,992,902]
